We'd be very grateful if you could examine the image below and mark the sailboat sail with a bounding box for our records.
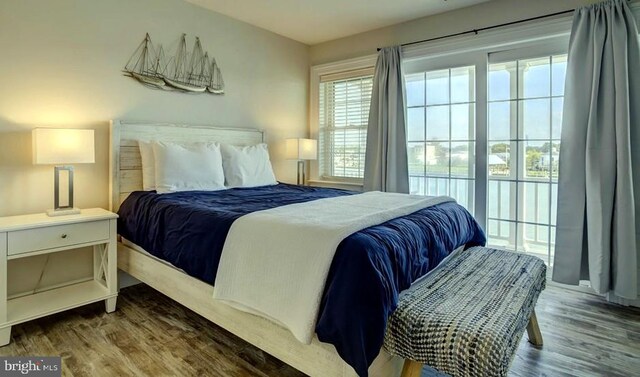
[207,58,225,94]
[124,33,165,88]
[125,33,224,95]
[163,34,207,92]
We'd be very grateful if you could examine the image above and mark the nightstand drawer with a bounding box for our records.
[7,220,110,256]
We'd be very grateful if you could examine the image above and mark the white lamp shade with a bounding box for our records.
[32,128,95,165]
[286,138,317,160]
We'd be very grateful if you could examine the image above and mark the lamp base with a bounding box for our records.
[46,208,81,217]
[297,160,306,185]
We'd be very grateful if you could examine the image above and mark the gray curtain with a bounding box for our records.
[363,46,409,193]
[553,0,640,300]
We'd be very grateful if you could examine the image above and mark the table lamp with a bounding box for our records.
[286,138,317,185]
[32,128,95,216]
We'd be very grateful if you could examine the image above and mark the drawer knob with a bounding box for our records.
[61,234,68,239]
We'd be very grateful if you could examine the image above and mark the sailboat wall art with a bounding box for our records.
[124,33,225,95]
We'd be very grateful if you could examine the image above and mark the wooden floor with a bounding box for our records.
[1,283,638,377]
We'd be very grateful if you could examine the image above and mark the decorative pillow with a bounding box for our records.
[138,141,156,191]
[220,143,277,188]
[152,141,226,193]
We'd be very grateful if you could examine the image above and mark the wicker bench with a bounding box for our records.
[383,246,546,377]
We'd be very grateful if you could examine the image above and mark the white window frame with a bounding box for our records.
[309,55,377,188]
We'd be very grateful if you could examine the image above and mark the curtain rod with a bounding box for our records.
[376,9,575,52]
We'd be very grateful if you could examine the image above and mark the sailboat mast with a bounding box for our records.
[209,59,216,87]
[187,37,203,84]
[141,38,148,74]
[201,52,210,86]
[153,45,163,75]
[174,34,186,80]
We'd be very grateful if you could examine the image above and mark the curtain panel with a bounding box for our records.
[363,46,409,193]
[553,0,640,299]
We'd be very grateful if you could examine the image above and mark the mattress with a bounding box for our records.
[117,183,486,376]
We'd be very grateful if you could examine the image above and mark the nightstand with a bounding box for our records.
[0,208,118,346]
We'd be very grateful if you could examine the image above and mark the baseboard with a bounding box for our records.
[606,292,640,307]
[548,280,640,308]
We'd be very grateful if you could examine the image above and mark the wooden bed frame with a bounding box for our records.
[109,120,404,377]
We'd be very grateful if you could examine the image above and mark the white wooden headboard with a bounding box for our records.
[109,120,265,212]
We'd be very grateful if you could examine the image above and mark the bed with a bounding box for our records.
[109,120,486,377]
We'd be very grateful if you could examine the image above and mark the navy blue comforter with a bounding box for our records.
[118,184,485,376]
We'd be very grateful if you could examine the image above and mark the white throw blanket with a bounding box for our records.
[213,192,454,343]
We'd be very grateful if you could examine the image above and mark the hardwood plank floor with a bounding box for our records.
[0,283,638,377]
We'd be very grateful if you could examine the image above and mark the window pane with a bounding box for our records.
[410,176,426,195]
[426,69,449,105]
[552,97,563,139]
[488,180,515,220]
[521,140,554,180]
[521,223,550,260]
[451,66,475,103]
[450,179,474,210]
[551,184,558,226]
[551,55,567,96]
[407,107,425,141]
[488,180,499,218]
[406,73,425,107]
[520,99,550,140]
[451,142,474,178]
[552,141,560,181]
[425,177,449,196]
[519,57,550,98]
[489,101,516,140]
[488,141,514,178]
[425,142,449,176]
[451,103,474,141]
[331,128,366,178]
[408,142,425,176]
[426,105,450,140]
[518,182,550,224]
[487,220,516,250]
[489,61,516,101]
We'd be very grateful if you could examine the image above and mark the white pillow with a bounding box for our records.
[152,141,226,193]
[138,141,156,191]
[220,143,277,188]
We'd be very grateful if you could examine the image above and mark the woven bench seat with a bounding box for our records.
[383,246,546,377]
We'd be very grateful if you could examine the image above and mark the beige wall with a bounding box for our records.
[309,0,602,65]
[0,0,309,217]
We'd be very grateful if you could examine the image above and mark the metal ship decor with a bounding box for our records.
[124,33,225,95]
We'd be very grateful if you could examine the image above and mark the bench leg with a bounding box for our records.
[526,310,543,347]
[401,359,423,377]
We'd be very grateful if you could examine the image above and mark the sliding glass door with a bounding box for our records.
[404,41,567,265]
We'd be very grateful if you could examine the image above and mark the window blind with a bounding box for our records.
[319,72,373,179]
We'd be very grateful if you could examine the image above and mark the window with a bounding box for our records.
[487,54,566,264]
[318,71,373,180]
[406,66,476,212]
